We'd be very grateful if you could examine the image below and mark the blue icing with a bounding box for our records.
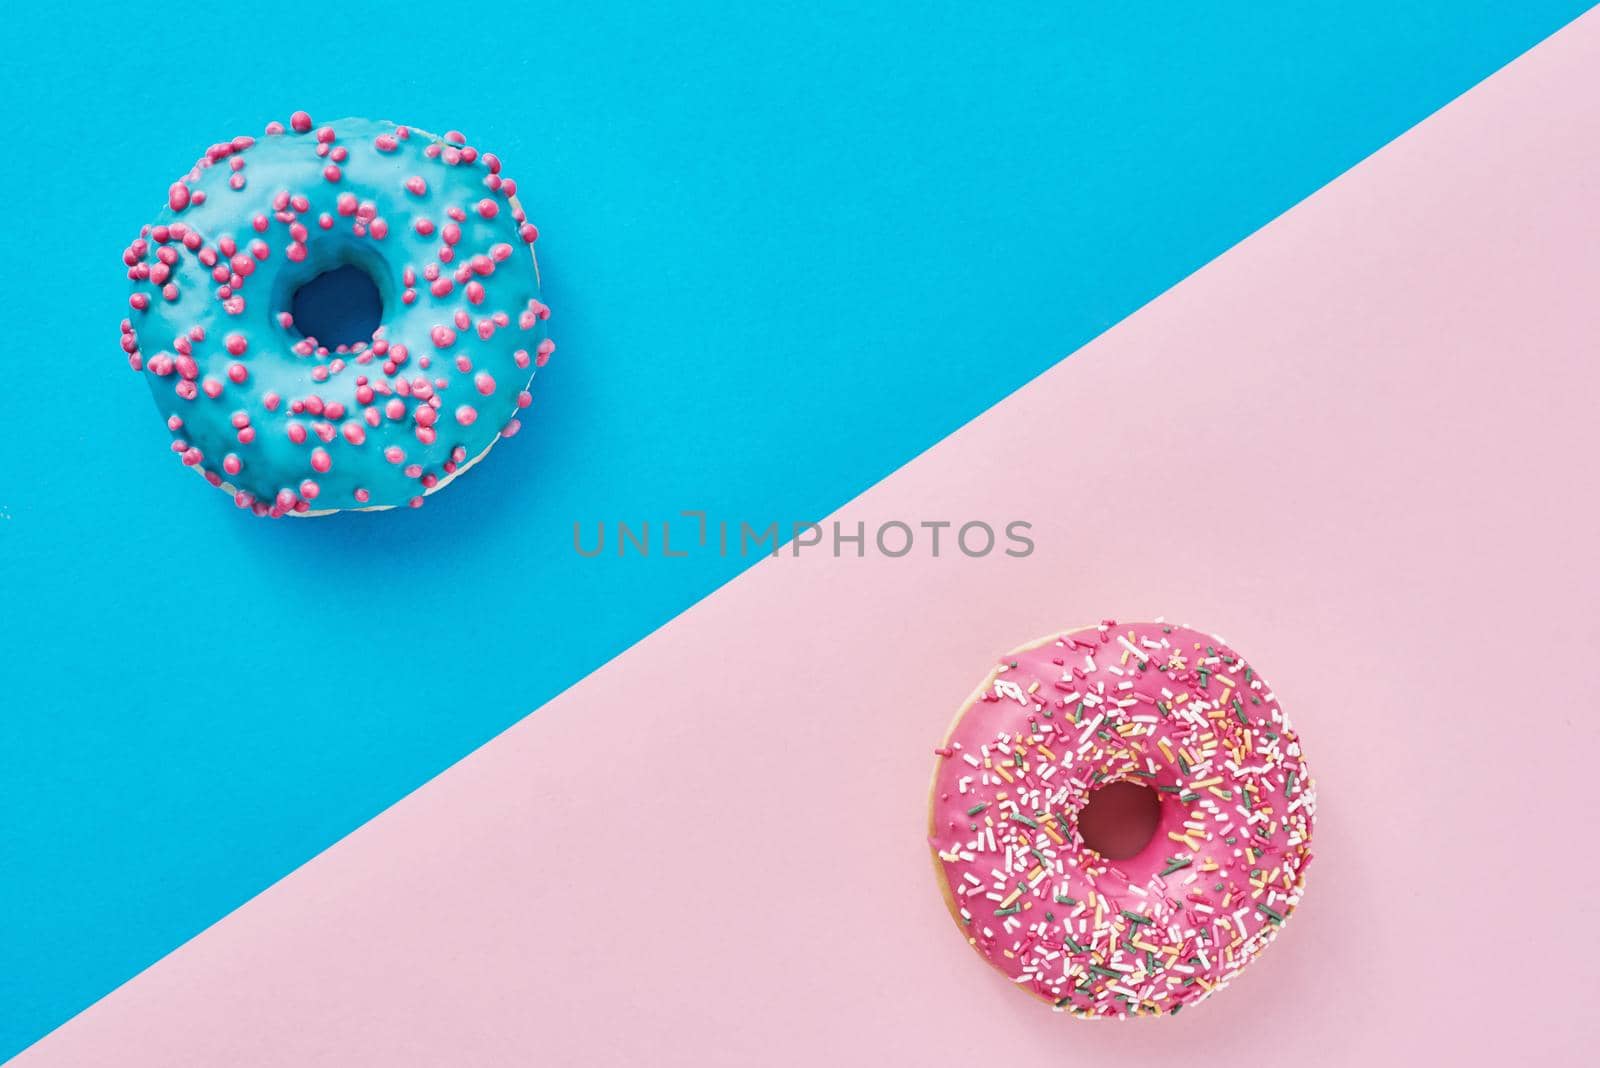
[123,116,549,514]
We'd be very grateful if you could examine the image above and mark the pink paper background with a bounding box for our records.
[17,10,1600,1064]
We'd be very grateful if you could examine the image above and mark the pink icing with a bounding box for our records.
[928,620,1316,1017]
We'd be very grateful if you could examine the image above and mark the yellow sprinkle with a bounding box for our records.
[995,765,1014,783]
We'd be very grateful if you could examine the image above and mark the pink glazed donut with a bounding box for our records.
[928,620,1316,1017]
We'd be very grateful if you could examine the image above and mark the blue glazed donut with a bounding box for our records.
[120,112,553,516]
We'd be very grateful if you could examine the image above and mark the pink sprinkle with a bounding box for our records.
[323,165,342,183]
[342,422,366,445]
[385,398,406,420]
[475,198,498,218]
[168,183,191,211]
[455,405,478,426]
[430,325,456,348]
[228,362,249,384]
[310,448,331,473]
[354,488,371,503]
[441,222,461,246]
[474,371,496,395]
[288,422,308,444]
[405,176,427,196]
[414,405,438,428]
[264,392,282,412]
[376,134,398,153]
[266,121,286,135]
[300,479,320,501]
[337,192,358,215]
[223,454,243,476]
[519,222,539,243]
[384,445,405,464]
[225,332,248,355]
[290,111,313,133]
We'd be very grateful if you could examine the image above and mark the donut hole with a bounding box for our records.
[1077,781,1162,860]
[288,263,383,349]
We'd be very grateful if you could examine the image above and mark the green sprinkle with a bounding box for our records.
[995,905,1021,917]
[1010,813,1039,829]
[1090,965,1120,980]
[1257,903,1285,925]
[967,803,987,816]
[1054,893,1078,905]
[1121,910,1152,925]
[1159,857,1193,877]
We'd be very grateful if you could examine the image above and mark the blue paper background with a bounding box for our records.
[0,1,1587,1057]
